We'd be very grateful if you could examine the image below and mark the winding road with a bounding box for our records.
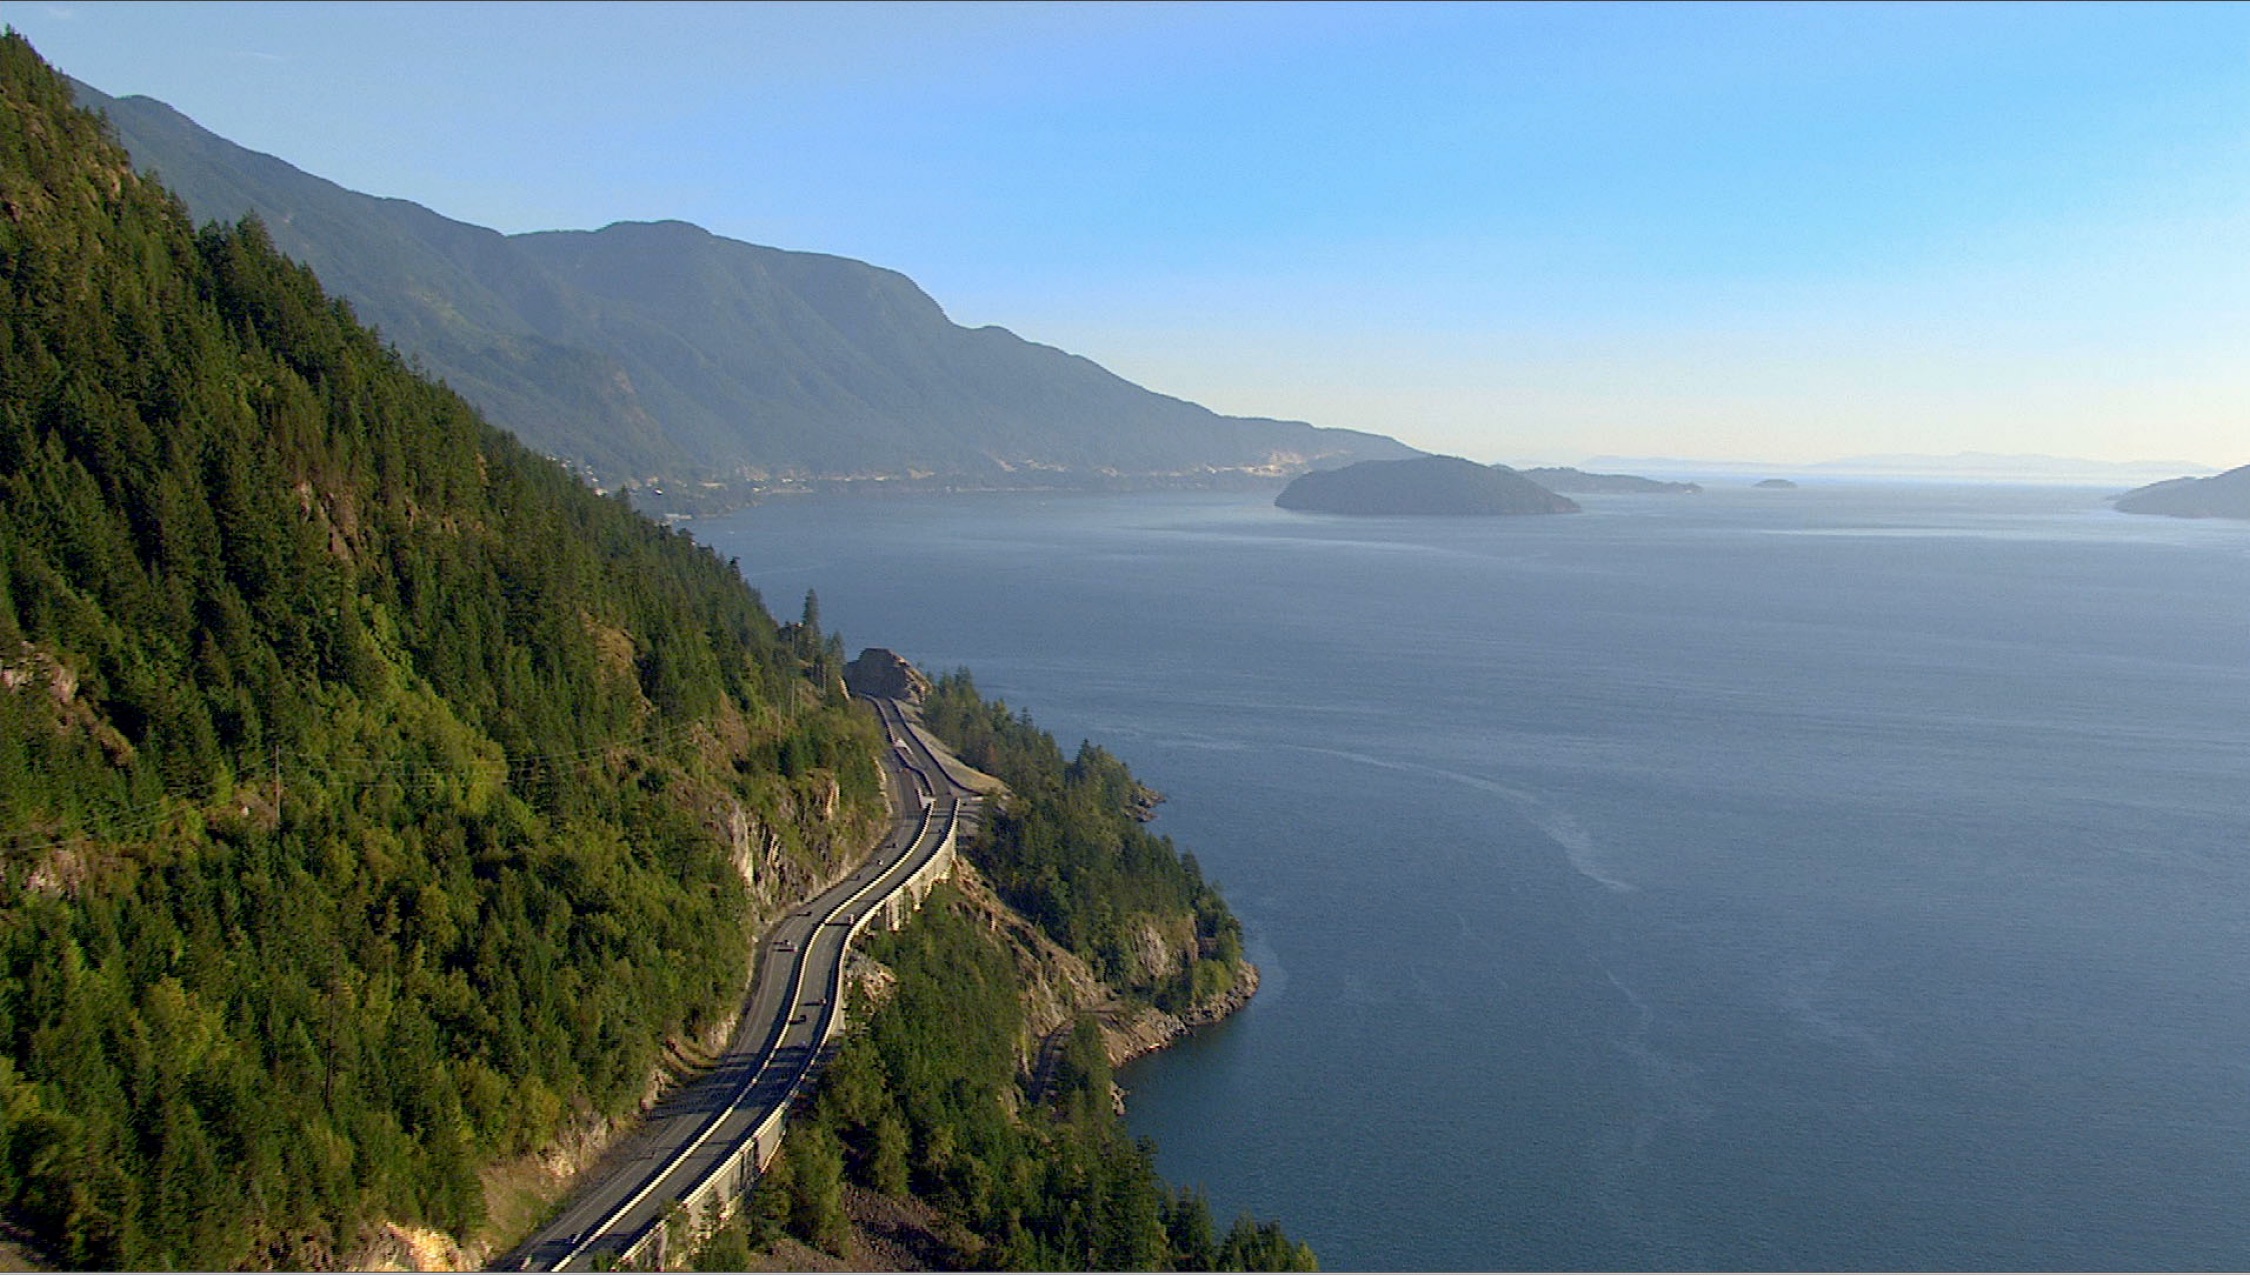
[498,696,979,1271]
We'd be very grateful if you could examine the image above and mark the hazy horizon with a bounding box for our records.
[1507,450,2220,480]
[11,1,2245,471]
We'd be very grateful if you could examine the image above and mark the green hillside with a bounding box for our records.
[0,33,884,1267]
[704,673,1309,1272]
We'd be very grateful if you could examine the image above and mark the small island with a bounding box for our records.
[1275,455,1580,516]
[2113,462,2250,519]
[1522,465,1702,494]
[1754,477,1800,489]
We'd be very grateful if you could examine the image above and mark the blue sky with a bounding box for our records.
[11,1,2246,467]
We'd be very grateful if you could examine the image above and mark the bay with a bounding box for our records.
[697,483,2250,1270]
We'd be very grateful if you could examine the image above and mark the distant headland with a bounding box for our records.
[1523,466,1702,495]
[1275,456,1580,516]
[2113,462,2250,519]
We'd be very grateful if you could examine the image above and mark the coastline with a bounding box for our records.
[1101,960,1262,1076]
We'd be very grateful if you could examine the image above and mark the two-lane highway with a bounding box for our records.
[500,697,977,1271]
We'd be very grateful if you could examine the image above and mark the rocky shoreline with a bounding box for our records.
[1099,960,1262,1074]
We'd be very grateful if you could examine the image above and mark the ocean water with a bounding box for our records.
[697,483,2250,1271]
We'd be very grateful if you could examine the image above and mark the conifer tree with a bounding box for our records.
[0,32,887,1266]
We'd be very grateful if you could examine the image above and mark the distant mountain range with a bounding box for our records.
[1576,452,2217,484]
[1521,466,1701,495]
[72,79,1414,502]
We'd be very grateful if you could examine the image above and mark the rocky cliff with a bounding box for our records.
[844,647,935,704]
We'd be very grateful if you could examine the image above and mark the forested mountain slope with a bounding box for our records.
[69,78,1415,496]
[0,34,886,1267]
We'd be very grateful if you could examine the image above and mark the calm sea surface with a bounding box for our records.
[698,484,2250,1271]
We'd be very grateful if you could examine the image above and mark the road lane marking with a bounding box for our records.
[543,700,970,1270]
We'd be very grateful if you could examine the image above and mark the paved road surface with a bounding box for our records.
[498,696,976,1270]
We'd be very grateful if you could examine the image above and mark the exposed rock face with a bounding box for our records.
[943,862,1107,1054]
[2115,462,2250,519]
[1275,455,1579,516]
[844,950,900,1029]
[1178,960,1262,1033]
[844,648,933,704]
[945,856,1260,1115]
[350,1222,479,1272]
[1130,919,1184,983]
[1100,962,1262,1073]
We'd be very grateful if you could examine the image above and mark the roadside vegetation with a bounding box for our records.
[721,886,1312,1271]
[0,31,1309,1270]
[920,671,1246,1011]
[714,678,1312,1271]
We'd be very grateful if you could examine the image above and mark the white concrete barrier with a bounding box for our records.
[613,798,963,1269]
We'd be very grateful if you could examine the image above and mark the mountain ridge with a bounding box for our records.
[1577,451,2214,483]
[70,77,1416,501]
[2,36,901,1264]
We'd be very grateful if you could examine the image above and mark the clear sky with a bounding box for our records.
[10,1,2246,467]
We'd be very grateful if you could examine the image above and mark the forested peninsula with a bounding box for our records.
[1276,455,1579,516]
[0,34,1302,1271]
[68,75,1412,504]
[1521,466,1701,495]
